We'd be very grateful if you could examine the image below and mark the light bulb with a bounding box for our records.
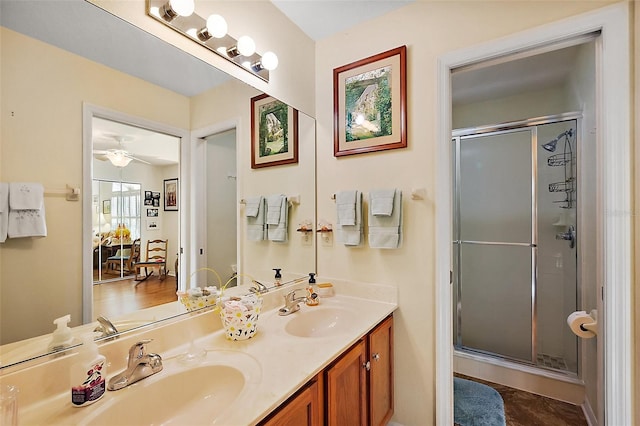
[206,14,227,38]
[237,36,256,56]
[170,0,194,17]
[261,51,278,70]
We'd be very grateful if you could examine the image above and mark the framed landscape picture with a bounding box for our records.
[333,46,407,157]
[251,94,298,168]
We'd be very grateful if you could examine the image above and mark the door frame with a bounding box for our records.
[435,3,631,425]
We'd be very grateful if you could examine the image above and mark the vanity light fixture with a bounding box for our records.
[147,0,277,82]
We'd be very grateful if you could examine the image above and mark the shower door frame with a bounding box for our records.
[452,112,582,370]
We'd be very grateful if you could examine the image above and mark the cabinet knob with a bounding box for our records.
[363,361,371,371]
[372,353,380,361]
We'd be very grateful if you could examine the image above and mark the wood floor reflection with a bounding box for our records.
[93,274,177,319]
[456,374,588,426]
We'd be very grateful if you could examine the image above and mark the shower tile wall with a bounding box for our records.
[536,121,578,374]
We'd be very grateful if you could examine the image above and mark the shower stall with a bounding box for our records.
[452,114,580,375]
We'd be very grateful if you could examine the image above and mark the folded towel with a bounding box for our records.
[267,194,288,242]
[336,191,363,246]
[368,189,402,249]
[244,196,263,218]
[0,183,8,243]
[370,189,396,216]
[9,182,44,210]
[246,196,266,241]
[8,203,47,238]
[266,194,285,225]
[336,190,357,225]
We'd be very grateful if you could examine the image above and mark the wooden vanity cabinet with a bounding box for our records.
[260,376,323,426]
[325,315,394,426]
[260,315,393,426]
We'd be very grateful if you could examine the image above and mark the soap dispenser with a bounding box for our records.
[273,268,282,286]
[71,334,106,407]
[306,273,319,306]
[48,314,74,352]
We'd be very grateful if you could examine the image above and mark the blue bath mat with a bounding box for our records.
[454,377,506,426]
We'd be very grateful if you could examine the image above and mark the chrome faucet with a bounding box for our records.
[94,316,119,338]
[278,288,308,316]
[250,280,269,294]
[107,339,163,391]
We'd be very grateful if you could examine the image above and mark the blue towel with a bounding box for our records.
[368,189,402,249]
[336,191,363,246]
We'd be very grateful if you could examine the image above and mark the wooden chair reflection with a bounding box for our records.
[104,238,140,275]
[134,239,168,284]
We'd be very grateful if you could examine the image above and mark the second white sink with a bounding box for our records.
[285,307,356,338]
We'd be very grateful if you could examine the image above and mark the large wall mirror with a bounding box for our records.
[0,0,316,369]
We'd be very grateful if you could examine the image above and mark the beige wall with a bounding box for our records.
[190,80,317,283]
[0,28,190,343]
[634,1,639,423]
[315,1,617,423]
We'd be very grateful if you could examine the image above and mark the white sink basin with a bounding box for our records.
[82,364,245,426]
[285,307,356,338]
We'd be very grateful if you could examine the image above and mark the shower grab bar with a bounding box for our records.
[454,240,537,248]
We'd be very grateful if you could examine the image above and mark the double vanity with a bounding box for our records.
[2,279,397,425]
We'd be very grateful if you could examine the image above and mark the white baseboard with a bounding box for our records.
[582,397,597,426]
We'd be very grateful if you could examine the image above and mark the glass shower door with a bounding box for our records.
[454,129,536,363]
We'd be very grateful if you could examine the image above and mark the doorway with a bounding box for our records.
[435,5,632,425]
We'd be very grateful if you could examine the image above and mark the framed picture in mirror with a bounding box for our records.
[333,45,407,157]
[163,178,178,211]
[103,199,111,214]
[251,94,299,168]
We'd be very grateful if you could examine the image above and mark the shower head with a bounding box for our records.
[541,129,574,152]
[542,139,558,152]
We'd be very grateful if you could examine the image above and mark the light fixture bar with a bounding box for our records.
[147,0,271,82]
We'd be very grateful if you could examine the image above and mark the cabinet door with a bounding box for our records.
[260,379,321,426]
[326,339,367,426]
[368,315,394,426]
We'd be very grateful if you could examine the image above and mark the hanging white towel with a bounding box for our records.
[267,195,288,242]
[266,194,285,225]
[368,189,402,249]
[245,196,266,241]
[336,191,363,246]
[8,204,48,238]
[0,183,8,243]
[336,190,357,226]
[370,189,396,216]
[9,182,44,210]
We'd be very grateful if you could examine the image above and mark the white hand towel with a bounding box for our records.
[336,190,357,225]
[8,203,48,238]
[9,182,44,210]
[267,195,288,242]
[336,191,363,246]
[266,194,284,225]
[370,189,396,216]
[246,196,266,241]
[368,189,402,249]
[0,183,8,243]
[245,196,262,218]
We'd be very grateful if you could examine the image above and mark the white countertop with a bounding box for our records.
[10,280,397,425]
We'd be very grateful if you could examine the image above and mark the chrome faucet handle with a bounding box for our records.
[128,339,153,365]
[250,280,269,294]
[94,315,119,338]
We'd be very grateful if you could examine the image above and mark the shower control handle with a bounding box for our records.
[556,225,576,249]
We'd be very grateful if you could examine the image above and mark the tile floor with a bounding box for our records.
[456,374,588,426]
